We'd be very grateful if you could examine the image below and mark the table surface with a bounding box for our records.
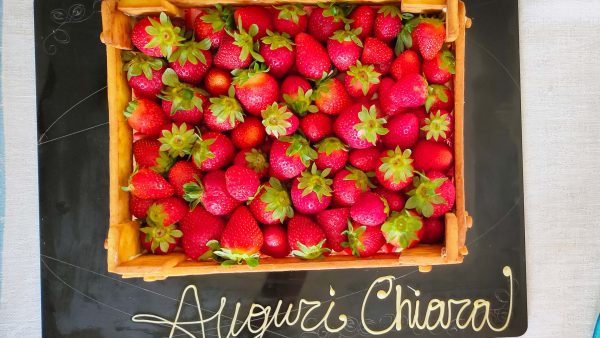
[1,0,599,337]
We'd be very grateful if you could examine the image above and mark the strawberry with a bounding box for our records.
[426,84,454,113]
[261,224,290,258]
[333,104,388,149]
[308,4,348,43]
[139,222,182,254]
[374,6,403,43]
[291,164,333,214]
[160,69,209,124]
[421,217,444,244]
[350,191,389,226]
[205,92,245,132]
[195,5,233,49]
[361,37,393,74]
[261,102,299,138]
[167,39,213,85]
[411,18,446,61]
[381,111,420,149]
[233,148,269,177]
[406,171,455,218]
[316,208,350,252]
[123,98,170,137]
[184,170,241,215]
[249,177,294,224]
[269,135,317,179]
[385,73,428,109]
[260,31,295,78]
[378,77,406,116]
[349,5,375,39]
[131,13,184,58]
[168,160,201,197]
[133,138,173,173]
[376,147,414,191]
[327,27,363,72]
[423,49,455,84]
[314,137,349,174]
[180,206,225,260]
[129,195,155,219]
[343,222,386,257]
[146,197,188,227]
[214,206,264,266]
[184,8,203,30]
[203,68,233,97]
[158,122,197,158]
[295,32,332,80]
[381,209,424,250]
[191,131,235,171]
[280,75,318,115]
[390,50,421,81]
[272,4,308,38]
[300,113,332,142]
[332,167,375,206]
[214,25,263,71]
[374,187,405,212]
[421,110,453,142]
[125,168,174,199]
[225,165,260,201]
[412,140,453,172]
[287,215,330,259]
[232,64,279,116]
[345,61,381,98]
[122,51,166,99]
[234,6,273,39]
[314,77,351,116]
[348,147,381,172]
[231,116,266,149]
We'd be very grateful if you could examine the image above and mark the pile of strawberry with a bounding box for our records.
[123,3,456,266]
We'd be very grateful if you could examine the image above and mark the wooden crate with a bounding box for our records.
[101,0,472,281]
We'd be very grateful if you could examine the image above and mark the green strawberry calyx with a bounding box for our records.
[281,134,318,167]
[213,247,260,267]
[342,221,366,257]
[405,172,447,217]
[315,136,348,156]
[123,100,140,119]
[168,39,211,66]
[343,166,376,191]
[292,239,330,260]
[231,62,268,86]
[354,105,389,145]
[191,133,217,168]
[244,148,269,174]
[200,5,234,32]
[297,164,333,202]
[273,4,307,24]
[151,151,175,174]
[198,239,222,261]
[347,61,381,96]
[140,222,183,254]
[231,18,265,62]
[144,12,185,58]
[379,146,414,185]
[183,175,204,210]
[318,3,351,24]
[425,84,450,112]
[261,103,294,138]
[159,122,198,158]
[421,110,451,141]
[395,14,420,56]
[122,51,165,81]
[330,25,363,47]
[261,30,294,51]
[209,94,245,127]
[381,210,423,249]
[160,69,207,115]
[439,49,456,74]
[283,87,318,116]
[146,202,171,227]
[259,177,294,223]
[377,5,402,18]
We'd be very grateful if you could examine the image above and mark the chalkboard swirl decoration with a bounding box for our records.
[43,1,101,55]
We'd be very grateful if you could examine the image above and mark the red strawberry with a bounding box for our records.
[205,93,245,132]
[349,5,375,39]
[381,111,420,149]
[374,6,403,43]
[269,135,317,179]
[225,165,260,201]
[345,61,381,98]
[234,6,273,39]
[361,37,394,74]
[316,208,350,252]
[233,148,269,177]
[180,206,225,260]
[131,13,184,58]
[314,77,351,116]
[423,50,455,84]
[426,84,454,113]
[194,5,233,49]
[295,32,332,80]
[378,77,406,116]
[184,170,241,216]
[160,69,209,125]
[158,122,197,158]
[343,222,385,257]
[411,18,446,61]
[280,75,317,115]
[390,50,421,81]
[314,137,349,174]
[122,51,166,99]
[261,224,290,258]
[215,206,264,266]
[260,31,295,78]
[249,177,294,224]
[124,98,170,137]
[133,138,173,173]
[350,191,389,226]
[214,31,258,71]
[204,68,233,97]
[125,168,174,199]
[376,147,414,191]
[139,222,182,254]
[348,147,381,172]
[327,27,363,72]
[333,103,388,149]
[386,73,428,109]
[232,65,279,116]
[412,140,453,172]
[167,39,212,85]
[191,131,235,171]
[421,110,453,142]
[421,217,444,244]
[300,113,332,142]
[231,116,266,149]
[381,209,424,250]
[332,167,375,206]
[168,160,201,197]
[291,164,333,214]
[129,195,155,219]
[308,4,347,43]
[146,197,188,227]
[287,215,330,259]
[374,187,405,212]
[261,103,299,138]
[272,4,308,38]
[406,171,455,218]
[184,8,203,31]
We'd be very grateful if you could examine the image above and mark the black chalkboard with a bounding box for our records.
[35,0,527,337]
